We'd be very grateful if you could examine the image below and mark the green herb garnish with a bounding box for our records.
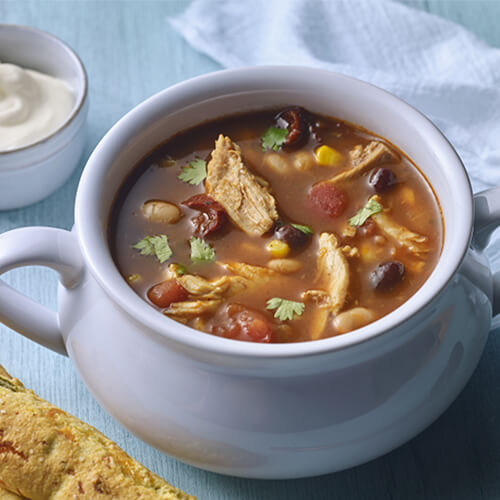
[178,158,207,185]
[189,237,215,263]
[175,263,187,276]
[290,223,313,235]
[266,297,305,321]
[133,235,173,263]
[158,155,176,168]
[348,198,382,227]
[127,273,141,283]
[261,127,289,152]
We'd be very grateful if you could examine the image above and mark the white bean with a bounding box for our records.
[264,153,289,174]
[293,151,314,172]
[142,200,182,224]
[333,307,376,334]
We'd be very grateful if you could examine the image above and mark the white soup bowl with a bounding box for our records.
[0,67,499,479]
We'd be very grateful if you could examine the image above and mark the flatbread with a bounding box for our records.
[0,365,195,500]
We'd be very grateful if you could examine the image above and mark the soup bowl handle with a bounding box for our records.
[474,186,500,316]
[0,227,83,355]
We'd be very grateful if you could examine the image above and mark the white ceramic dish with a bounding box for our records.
[0,67,499,479]
[0,24,88,210]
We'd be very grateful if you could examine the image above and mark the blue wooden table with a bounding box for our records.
[1,1,500,498]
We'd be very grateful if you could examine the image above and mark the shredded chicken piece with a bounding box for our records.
[302,233,350,316]
[370,195,429,257]
[220,261,278,285]
[302,289,332,308]
[254,174,271,189]
[324,141,398,186]
[309,308,330,341]
[163,264,248,319]
[350,141,397,166]
[163,262,278,320]
[342,245,359,258]
[302,233,350,339]
[165,263,248,300]
[317,233,350,313]
[177,274,247,300]
[165,299,222,318]
[340,221,357,238]
[205,135,278,236]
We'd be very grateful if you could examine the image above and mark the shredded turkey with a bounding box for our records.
[325,141,398,185]
[370,195,429,257]
[205,135,278,236]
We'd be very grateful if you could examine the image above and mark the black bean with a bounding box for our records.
[369,168,396,193]
[275,224,310,250]
[370,261,405,290]
[182,194,228,238]
[275,107,309,150]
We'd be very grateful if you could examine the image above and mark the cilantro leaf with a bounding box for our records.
[133,235,173,263]
[261,127,289,152]
[189,237,215,263]
[178,158,207,185]
[290,223,313,235]
[348,198,382,227]
[266,297,305,321]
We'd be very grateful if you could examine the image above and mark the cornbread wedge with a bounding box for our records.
[0,365,195,500]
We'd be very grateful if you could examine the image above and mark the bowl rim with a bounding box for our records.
[0,23,88,158]
[75,65,473,360]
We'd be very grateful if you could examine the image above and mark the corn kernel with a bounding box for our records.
[266,239,290,258]
[359,241,379,263]
[400,186,416,206]
[408,260,425,273]
[314,145,344,166]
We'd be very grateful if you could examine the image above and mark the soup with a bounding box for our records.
[109,107,443,343]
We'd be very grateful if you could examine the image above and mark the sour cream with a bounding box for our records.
[0,62,75,151]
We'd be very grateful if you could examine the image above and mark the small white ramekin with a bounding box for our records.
[0,24,88,210]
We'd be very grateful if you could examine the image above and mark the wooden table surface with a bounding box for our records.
[1,1,500,498]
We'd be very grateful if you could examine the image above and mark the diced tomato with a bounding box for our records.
[212,304,273,343]
[309,183,348,218]
[147,280,188,308]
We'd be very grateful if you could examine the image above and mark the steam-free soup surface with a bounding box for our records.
[110,108,443,343]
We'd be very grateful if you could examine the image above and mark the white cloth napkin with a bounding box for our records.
[170,0,500,271]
